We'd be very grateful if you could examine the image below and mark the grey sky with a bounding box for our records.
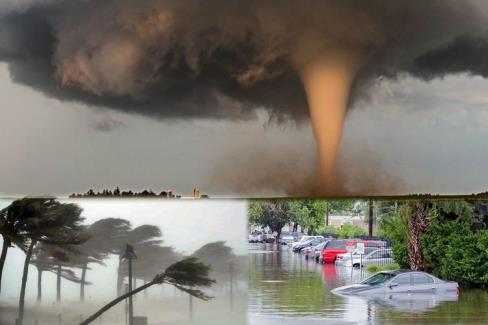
[1,63,488,196]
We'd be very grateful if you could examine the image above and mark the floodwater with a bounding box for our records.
[248,244,488,325]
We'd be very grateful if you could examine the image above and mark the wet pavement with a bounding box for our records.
[248,243,488,325]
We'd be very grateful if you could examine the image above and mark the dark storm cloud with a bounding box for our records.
[410,37,488,79]
[1,0,488,121]
[90,116,127,132]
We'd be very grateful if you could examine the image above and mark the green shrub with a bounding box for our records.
[337,223,367,239]
[365,263,400,273]
[317,225,339,236]
[421,210,488,287]
[377,205,410,268]
[365,264,380,273]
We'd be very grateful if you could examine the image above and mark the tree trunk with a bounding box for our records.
[80,262,88,301]
[116,258,122,296]
[17,240,36,325]
[276,228,282,243]
[56,264,61,303]
[79,281,155,325]
[0,237,10,293]
[37,268,43,303]
[368,199,374,237]
[325,202,329,226]
[408,202,430,271]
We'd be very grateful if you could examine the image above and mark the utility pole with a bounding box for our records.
[229,260,234,309]
[325,202,329,226]
[368,199,374,237]
[123,244,137,325]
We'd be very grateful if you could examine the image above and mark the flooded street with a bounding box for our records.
[248,244,488,325]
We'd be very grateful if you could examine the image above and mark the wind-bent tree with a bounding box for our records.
[248,200,290,241]
[192,241,236,279]
[75,218,131,301]
[2,198,86,325]
[80,258,215,325]
[31,242,91,303]
[116,224,163,295]
[119,244,181,297]
[0,203,29,293]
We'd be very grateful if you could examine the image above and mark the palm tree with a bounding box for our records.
[75,218,131,301]
[80,258,215,325]
[2,198,87,325]
[31,243,91,303]
[0,203,29,293]
[115,225,162,295]
[192,241,236,278]
[408,201,430,271]
[119,244,181,297]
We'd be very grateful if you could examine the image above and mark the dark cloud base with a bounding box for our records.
[1,0,488,122]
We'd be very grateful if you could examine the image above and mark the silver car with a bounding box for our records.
[279,232,295,245]
[335,247,379,267]
[332,270,459,296]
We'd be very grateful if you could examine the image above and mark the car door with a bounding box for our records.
[411,272,436,294]
[387,273,412,293]
[363,251,381,266]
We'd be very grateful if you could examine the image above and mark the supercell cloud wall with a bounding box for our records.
[1,0,488,121]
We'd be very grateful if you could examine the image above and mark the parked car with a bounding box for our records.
[263,233,276,244]
[305,241,329,261]
[331,270,459,296]
[290,235,315,249]
[358,248,394,268]
[335,247,380,267]
[291,232,304,241]
[280,232,295,245]
[293,236,325,253]
[321,239,387,263]
[248,230,264,243]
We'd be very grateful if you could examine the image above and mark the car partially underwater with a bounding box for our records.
[331,270,459,296]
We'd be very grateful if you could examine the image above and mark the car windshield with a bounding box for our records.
[281,232,291,237]
[361,272,396,285]
[251,230,262,235]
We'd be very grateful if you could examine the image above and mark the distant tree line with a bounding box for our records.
[70,187,182,198]
[248,199,364,239]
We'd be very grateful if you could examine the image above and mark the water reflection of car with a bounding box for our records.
[292,236,325,253]
[332,270,459,296]
[248,230,264,243]
[336,248,393,267]
[367,291,459,313]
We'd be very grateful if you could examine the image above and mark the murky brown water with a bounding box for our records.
[248,244,488,325]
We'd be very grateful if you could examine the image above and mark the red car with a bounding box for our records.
[321,239,386,263]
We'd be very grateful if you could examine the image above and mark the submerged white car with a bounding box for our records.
[332,270,459,296]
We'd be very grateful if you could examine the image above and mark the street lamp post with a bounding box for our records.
[123,244,137,325]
